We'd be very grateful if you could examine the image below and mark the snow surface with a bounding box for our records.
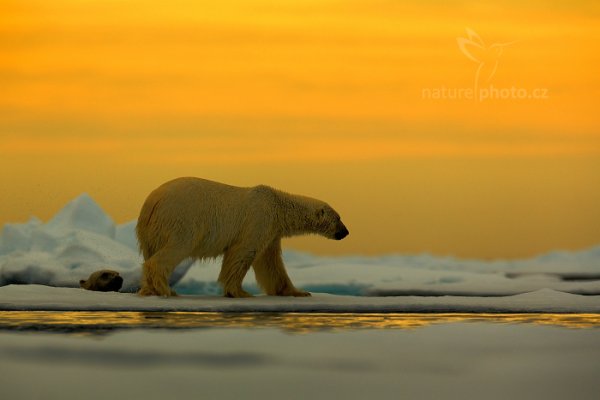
[178,247,600,297]
[0,194,192,292]
[0,285,598,313]
[1,194,599,296]
[1,324,599,400]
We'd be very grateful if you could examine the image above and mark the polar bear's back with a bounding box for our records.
[136,177,255,259]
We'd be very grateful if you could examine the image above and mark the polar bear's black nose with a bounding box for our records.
[334,227,349,240]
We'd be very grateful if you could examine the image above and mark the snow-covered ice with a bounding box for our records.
[1,194,599,300]
[0,194,192,292]
[0,285,598,313]
[177,247,600,297]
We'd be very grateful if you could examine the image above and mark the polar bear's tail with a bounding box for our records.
[136,195,162,260]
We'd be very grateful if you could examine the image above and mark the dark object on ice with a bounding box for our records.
[80,270,123,292]
[505,272,600,282]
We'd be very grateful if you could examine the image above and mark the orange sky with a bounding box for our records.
[1,0,599,258]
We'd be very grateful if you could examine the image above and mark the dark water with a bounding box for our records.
[0,311,598,334]
[1,312,599,400]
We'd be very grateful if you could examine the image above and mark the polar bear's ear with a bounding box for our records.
[316,207,326,218]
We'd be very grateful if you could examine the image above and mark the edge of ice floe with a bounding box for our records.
[0,285,598,313]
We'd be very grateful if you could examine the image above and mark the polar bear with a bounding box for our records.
[136,177,349,297]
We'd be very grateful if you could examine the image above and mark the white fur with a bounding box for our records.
[136,177,348,297]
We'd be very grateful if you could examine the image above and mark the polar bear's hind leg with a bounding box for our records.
[139,244,190,297]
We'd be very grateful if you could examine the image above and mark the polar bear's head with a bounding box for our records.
[314,205,349,240]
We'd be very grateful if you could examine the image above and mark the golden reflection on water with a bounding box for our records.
[0,312,598,333]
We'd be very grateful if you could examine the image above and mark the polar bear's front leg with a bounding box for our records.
[219,248,256,298]
[253,239,311,297]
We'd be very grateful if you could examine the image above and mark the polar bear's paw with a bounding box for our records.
[138,286,159,296]
[277,286,312,297]
[224,288,254,298]
[291,290,312,297]
[138,285,177,297]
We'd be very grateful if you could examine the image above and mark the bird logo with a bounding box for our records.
[457,28,518,94]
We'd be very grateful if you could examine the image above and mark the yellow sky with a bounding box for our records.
[1,0,599,258]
